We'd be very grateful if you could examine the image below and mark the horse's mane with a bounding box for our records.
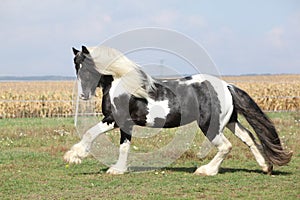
[86,46,156,98]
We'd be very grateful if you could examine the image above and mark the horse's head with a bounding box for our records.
[72,46,101,100]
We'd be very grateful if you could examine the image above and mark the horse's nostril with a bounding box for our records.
[80,94,87,100]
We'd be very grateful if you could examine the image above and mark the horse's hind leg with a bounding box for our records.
[194,133,232,176]
[227,122,273,174]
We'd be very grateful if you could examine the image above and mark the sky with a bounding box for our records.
[0,0,299,76]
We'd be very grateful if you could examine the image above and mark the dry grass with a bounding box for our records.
[223,75,300,111]
[0,75,299,118]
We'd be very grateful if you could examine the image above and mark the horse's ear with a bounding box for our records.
[72,47,80,55]
[82,46,90,54]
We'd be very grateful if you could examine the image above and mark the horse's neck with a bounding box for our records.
[99,75,114,118]
[100,75,113,94]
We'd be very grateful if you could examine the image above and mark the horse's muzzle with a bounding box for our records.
[80,93,91,100]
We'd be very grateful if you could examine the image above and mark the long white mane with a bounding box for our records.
[86,46,156,98]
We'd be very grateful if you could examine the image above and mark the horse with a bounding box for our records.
[64,45,292,175]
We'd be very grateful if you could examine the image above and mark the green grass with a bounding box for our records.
[0,112,299,199]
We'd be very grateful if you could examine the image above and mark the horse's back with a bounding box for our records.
[144,74,233,130]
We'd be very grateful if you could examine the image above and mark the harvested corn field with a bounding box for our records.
[0,75,299,118]
[0,81,103,118]
[223,75,300,111]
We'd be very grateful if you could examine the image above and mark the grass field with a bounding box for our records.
[0,112,299,199]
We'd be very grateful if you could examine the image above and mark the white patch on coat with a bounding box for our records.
[178,74,206,85]
[145,99,170,126]
[77,77,83,97]
[211,78,233,131]
[109,78,128,108]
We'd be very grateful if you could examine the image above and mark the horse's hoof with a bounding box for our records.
[106,167,126,175]
[194,171,209,176]
[63,150,82,164]
[194,166,218,176]
[263,165,273,175]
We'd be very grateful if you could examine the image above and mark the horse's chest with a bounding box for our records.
[108,79,173,127]
[109,78,128,109]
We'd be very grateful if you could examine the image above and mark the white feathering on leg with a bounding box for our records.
[107,140,131,174]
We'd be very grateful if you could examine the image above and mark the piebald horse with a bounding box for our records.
[64,46,292,175]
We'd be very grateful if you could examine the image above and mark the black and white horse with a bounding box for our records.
[64,46,292,175]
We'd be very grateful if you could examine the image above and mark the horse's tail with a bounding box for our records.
[227,84,292,166]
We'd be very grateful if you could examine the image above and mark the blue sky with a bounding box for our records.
[0,0,299,76]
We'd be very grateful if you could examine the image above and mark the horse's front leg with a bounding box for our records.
[107,128,132,174]
[64,121,115,164]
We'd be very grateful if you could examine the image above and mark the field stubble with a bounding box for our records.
[0,75,299,118]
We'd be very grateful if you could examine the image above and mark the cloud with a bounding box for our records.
[1,1,299,76]
[265,11,300,49]
[266,27,285,48]
[152,10,180,26]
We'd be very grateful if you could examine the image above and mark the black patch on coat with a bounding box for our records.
[191,81,221,140]
[180,76,193,81]
[112,94,132,128]
[129,96,148,126]
[98,75,115,124]
[145,79,221,137]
